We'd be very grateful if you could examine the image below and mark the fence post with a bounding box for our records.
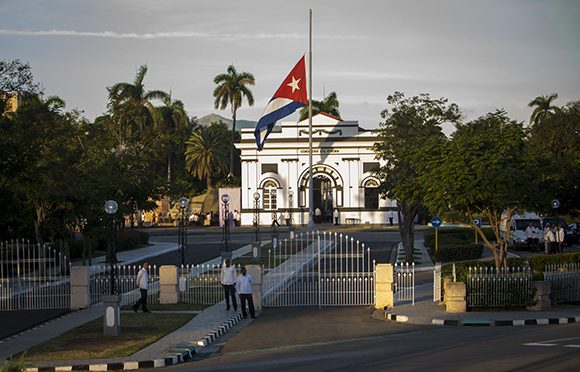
[375,263,394,309]
[445,281,466,313]
[70,266,90,310]
[246,264,262,312]
[527,281,552,311]
[160,265,178,304]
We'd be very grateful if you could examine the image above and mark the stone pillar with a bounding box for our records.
[445,281,466,313]
[527,281,552,311]
[442,276,452,304]
[246,264,262,312]
[375,264,394,309]
[70,266,90,310]
[103,294,121,336]
[160,265,178,304]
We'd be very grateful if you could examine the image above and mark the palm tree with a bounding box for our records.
[299,91,341,121]
[185,126,227,190]
[108,65,168,140]
[528,93,559,125]
[157,95,190,187]
[213,65,255,179]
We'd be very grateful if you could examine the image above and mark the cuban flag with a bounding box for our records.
[255,56,308,150]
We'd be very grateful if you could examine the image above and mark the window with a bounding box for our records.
[263,180,277,210]
[364,179,379,210]
[262,164,278,174]
[363,162,380,173]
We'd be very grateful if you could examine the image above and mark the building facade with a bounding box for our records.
[236,113,397,226]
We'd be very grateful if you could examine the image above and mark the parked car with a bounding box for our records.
[543,217,577,245]
[570,222,580,236]
[500,211,543,249]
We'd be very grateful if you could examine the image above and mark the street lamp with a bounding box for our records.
[221,193,231,259]
[288,190,295,239]
[103,199,120,336]
[177,196,189,266]
[252,192,261,261]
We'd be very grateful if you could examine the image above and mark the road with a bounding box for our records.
[144,307,580,372]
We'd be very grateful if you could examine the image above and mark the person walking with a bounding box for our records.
[220,259,237,311]
[236,267,256,319]
[388,210,394,226]
[133,262,151,313]
[555,224,565,253]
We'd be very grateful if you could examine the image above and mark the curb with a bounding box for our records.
[432,316,580,327]
[24,313,249,371]
[385,313,408,323]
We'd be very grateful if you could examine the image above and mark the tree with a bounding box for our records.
[421,110,530,269]
[185,123,229,191]
[299,91,341,121]
[528,93,559,126]
[0,59,40,94]
[373,92,461,262]
[213,65,255,179]
[526,101,580,216]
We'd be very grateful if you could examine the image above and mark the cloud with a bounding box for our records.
[0,29,375,41]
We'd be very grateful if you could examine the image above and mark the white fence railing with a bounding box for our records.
[433,264,442,302]
[0,240,70,310]
[178,264,241,305]
[466,266,533,309]
[89,264,160,306]
[394,262,415,305]
[544,263,580,304]
[263,231,375,307]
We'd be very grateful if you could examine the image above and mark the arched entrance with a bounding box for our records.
[313,175,333,223]
[298,165,344,223]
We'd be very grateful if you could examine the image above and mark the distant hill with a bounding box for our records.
[196,113,256,131]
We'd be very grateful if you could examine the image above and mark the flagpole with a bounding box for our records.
[307,9,315,229]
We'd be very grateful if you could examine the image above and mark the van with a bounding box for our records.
[500,211,543,249]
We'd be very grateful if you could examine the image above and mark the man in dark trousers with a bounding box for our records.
[133,262,151,313]
[236,267,256,319]
[220,259,237,311]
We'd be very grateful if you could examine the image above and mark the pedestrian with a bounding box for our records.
[388,210,394,226]
[333,208,339,225]
[234,210,240,227]
[544,225,555,254]
[315,207,322,223]
[555,224,565,254]
[532,223,541,252]
[132,262,151,313]
[220,259,237,311]
[525,223,534,251]
[236,267,256,319]
[543,224,551,254]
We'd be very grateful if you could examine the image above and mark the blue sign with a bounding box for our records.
[474,218,482,228]
[431,216,442,228]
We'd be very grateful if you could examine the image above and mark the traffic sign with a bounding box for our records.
[431,216,442,228]
[474,218,482,228]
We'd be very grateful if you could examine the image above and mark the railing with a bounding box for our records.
[466,266,533,309]
[433,264,442,302]
[89,264,160,306]
[394,262,415,305]
[0,240,70,310]
[178,264,241,305]
[544,263,580,304]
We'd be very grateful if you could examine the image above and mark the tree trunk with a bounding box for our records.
[229,109,236,179]
[398,200,417,262]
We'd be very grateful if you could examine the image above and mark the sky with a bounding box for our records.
[1,0,579,132]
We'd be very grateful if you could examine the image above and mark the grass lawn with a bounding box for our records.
[22,312,194,361]
[120,303,208,311]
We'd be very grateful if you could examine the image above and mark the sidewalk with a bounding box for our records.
[0,240,258,364]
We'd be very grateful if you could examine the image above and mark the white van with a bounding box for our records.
[500,211,543,248]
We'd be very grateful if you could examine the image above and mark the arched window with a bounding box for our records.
[364,179,379,210]
[263,180,277,210]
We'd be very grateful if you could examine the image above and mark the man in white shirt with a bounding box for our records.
[525,223,534,251]
[333,208,340,225]
[220,259,237,311]
[133,262,151,313]
[555,224,565,253]
[236,267,256,319]
[544,225,555,254]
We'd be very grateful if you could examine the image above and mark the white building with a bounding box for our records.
[236,113,397,226]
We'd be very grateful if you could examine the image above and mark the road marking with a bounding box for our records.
[524,343,558,347]
[564,344,580,348]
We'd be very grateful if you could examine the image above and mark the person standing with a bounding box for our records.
[388,211,394,226]
[544,225,555,254]
[236,267,256,319]
[133,262,151,313]
[220,259,237,311]
[525,223,534,251]
[333,208,339,225]
[314,207,322,223]
[555,224,565,254]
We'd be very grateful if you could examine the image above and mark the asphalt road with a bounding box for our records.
[145,307,580,372]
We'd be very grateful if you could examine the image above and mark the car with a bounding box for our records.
[543,217,577,245]
[570,222,580,236]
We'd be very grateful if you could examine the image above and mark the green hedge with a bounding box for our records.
[424,227,495,250]
[66,230,149,259]
[434,243,483,263]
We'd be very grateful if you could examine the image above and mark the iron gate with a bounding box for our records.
[263,231,375,307]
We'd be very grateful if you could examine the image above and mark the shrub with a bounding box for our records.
[434,243,483,263]
[528,253,580,274]
[115,230,148,251]
[67,238,99,259]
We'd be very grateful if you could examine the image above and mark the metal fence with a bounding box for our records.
[0,240,70,310]
[544,263,580,304]
[466,266,533,309]
[178,264,241,305]
[263,231,375,307]
[394,262,415,305]
[433,264,442,302]
[89,264,160,307]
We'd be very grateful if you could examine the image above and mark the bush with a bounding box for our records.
[434,243,483,262]
[67,238,99,259]
[528,253,580,274]
[115,230,148,251]
[424,227,495,251]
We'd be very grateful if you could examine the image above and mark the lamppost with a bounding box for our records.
[103,200,120,336]
[252,192,261,261]
[177,196,189,266]
[288,190,295,239]
[221,193,231,259]
[270,189,279,251]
